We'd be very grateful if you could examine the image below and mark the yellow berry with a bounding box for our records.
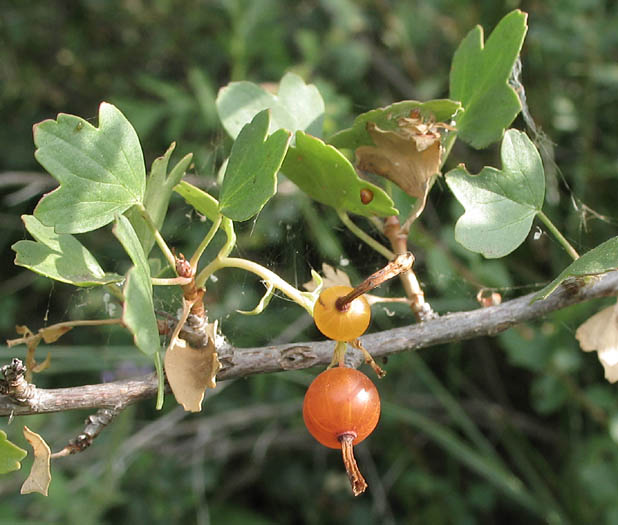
[313,285,371,341]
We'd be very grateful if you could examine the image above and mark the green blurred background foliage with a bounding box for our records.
[1,0,618,523]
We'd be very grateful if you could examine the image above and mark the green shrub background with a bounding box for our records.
[1,1,618,523]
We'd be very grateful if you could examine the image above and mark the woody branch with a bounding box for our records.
[2,271,617,416]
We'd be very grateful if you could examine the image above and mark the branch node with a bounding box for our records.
[0,358,36,404]
[278,345,318,370]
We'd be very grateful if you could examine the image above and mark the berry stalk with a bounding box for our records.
[335,252,415,312]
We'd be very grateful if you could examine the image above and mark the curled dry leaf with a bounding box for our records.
[9,323,71,380]
[21,426,51,496]
[164,322,221,412]
[575,300,618,383]
[13,325,44,382]
[355,112,454,200]
[12,323,72,346]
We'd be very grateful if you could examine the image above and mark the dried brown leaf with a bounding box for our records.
[20,426,51,496]
[575,301,618,383]
[356,119,443,200]
[164,327,221,412]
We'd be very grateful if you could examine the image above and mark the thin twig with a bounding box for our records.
[51,407,119,458]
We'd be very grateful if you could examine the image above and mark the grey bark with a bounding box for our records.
[2,271,616,416]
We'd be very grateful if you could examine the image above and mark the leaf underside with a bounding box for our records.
[174,180,220,222]
[20,427,51,496]
[12,215,122,286]
[113,215,160,356]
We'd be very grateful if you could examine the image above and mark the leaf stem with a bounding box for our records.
[194,218,236,289]
[196,257,314,314]
[537,211,579,260]
[154,352,165,410]
[137,205,177,271]
[151,277,193,286]
[337,210,395,260]
[190,214,222,270]
[219,217,237,259]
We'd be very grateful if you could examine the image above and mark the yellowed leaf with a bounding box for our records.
[21,426,51,496]
[356,115,447,200]
[164,325,221,412]
[575,300,618,383]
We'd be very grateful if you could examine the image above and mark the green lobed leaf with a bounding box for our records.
[328,99,462,150]
[533,237,618,301]
[0,431,27,474]
[113,214,159,356]
[219,110,291,221]
[445,129,544,258]
[449,10,528,149]
[216,72,325,139]
[33,102,146,233]
[281,130,397,217]
[12,215,123,286]
[126,142,193,255]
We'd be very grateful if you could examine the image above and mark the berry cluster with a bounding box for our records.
[303,255,413,495]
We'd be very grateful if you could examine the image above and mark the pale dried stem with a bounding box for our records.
[400,177,435,233]
[6,319,123,348]
[339,433,367,496]
[351,339,386,378]
[384,216,437,321]
[335,252,415,311]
